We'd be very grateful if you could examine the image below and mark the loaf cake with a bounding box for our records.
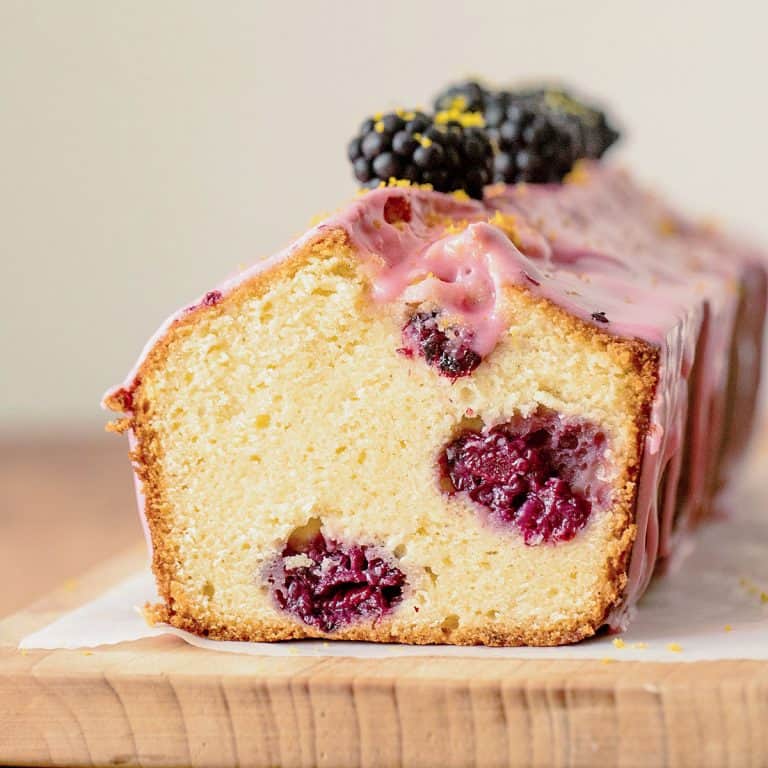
[104,82,766,646]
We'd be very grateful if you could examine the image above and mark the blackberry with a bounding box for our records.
[523,87,620,159]
[433,80,621,183]
[484,93,583,183]
[433,80,490,114]
[347,110,493,199]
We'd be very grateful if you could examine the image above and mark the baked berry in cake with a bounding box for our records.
[103,80,766,646]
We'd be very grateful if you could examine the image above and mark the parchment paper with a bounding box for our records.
[20,478,768,661]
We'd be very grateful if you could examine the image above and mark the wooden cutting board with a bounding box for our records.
[1,545,767,768]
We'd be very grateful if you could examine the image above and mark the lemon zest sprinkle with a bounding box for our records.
[434,108,485,128]
[564,160,591,185]
[666,642,683,653]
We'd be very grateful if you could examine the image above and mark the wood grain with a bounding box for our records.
[0,433,143,615]
[2,434,768,767]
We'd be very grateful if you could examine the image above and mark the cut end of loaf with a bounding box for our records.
[113,228,657,646]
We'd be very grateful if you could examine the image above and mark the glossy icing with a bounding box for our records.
[104,163,766,631]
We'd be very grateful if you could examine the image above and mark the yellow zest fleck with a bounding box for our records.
[488,210,521,246]
[724,624,733,632]
[612,638,625,649]
[657,217,679,237]
[372,219,382,229]
[443,219,469,235]
[564,159,591,186]
[364,178,434,192]
[416,135,433,148]
[739,576,768,603]
[82,650,94,656]
[631,642,648,649]
[448,95,468,111]
[309,211,330,227]
[601,657,616,664]
[450,189,471,202]
[374,120,385,133]
[395,107,416,121]
[373,112,383,121]
[666,642,683,653]
[434,107,485,128]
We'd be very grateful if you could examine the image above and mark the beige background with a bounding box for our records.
[1,0,767,430]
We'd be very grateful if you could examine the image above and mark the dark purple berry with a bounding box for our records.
[347,110,493,198]
[267,528,406,632]
[400,311,482,379]
[372,152,401,179]
[432,80,621,184]
[433,80,490,113]
[361,131,388,159]
[441,414,605,544]
[353,157,372,183]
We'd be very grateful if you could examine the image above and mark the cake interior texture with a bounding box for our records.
[105,166,766,646]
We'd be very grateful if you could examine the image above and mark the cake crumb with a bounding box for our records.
[601,657,616,664]
[631,642,648,650]
[612,637,625,649]
[666,642,683,653]
[82,651,93,656]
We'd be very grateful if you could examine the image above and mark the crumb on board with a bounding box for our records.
[739,576,768,604]
[724,624,733,632]
[666,642,683,653]
[612,638,625,649]
[631,642,648,650]
[601,657,616,664]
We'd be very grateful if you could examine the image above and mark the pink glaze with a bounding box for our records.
[103,164,766,632]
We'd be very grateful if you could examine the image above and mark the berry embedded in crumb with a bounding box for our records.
[441,414,605,544]
[347,111,493,199]
[401,311,482,379]
[268,529,405,632]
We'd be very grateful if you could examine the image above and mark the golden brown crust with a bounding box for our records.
[111,228,659,648]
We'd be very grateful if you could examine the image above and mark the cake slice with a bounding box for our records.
[104,85,766,646]
[103,166,765,645]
